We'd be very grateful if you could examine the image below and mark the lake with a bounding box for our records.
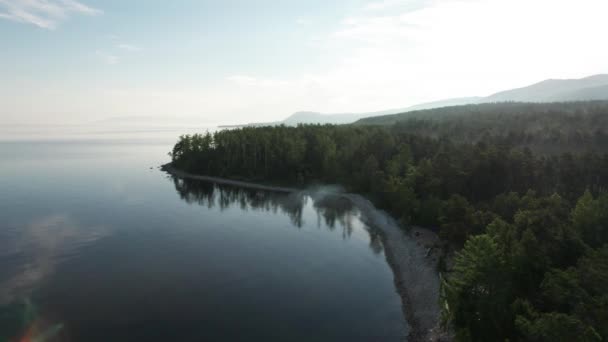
[0,129,408,341]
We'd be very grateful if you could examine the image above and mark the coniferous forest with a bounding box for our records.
[170,101,608,341]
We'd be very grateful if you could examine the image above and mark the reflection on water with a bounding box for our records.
[0,140,406,341]
[170,176,384,254]
[172,177,307,227]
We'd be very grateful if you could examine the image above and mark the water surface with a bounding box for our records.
[0,130,407,341]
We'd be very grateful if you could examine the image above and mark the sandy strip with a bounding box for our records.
[162,163,447,341]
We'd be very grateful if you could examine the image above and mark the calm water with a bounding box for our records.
[0,130,407,341]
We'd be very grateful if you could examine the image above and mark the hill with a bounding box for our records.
[554,84,608,101]
[356,100,608,126]
[234,108,408,127]
[244,74,608,126]
[484,74,608,102]
[281,111,388,125]
[402,97,483,112]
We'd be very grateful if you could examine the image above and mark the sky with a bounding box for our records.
[1,0,607,126]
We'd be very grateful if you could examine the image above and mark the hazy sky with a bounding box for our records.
[1,0,607,125]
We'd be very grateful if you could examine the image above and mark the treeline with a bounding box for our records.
[358,101,608,153]
[170,103,608,341]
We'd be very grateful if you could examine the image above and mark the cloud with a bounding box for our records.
[334,15,421,45]
[303,0,608,110]
[227,75,289,87]
[95,43,141,65]
[0,0,101,29]
[96,50,119,65]
[221,0,608,117]
[363,0,440,13]
[364,0,413,11]
[3,0,608,126]
[117,43,141,52]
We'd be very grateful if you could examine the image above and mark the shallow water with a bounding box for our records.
[0,130,407,341]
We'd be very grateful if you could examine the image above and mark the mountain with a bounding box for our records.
[282,111,370,125]
[484,74,608,102]
[228,74,608,127]
[280,108,411,125]
[355,100,608,126]
[241,99,481,126]
[232,108,408,127]
[353,74,608,125]
[402,97,483,112]
[552,84,608,101]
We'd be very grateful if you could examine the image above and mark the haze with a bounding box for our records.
[1,0,607,126]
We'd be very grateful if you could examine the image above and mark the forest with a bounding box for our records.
[170,101,608,341]
[358,101,608,153]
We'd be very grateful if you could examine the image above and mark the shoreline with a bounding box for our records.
[344,194,445,342]
[162,163,446,341]
[161,164,297,193]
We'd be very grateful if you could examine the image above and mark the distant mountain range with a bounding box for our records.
[220,109,403,127]
[233,74,608,126]
[279,108,406,126]
[484,74,608,102]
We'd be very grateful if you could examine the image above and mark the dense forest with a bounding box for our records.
[358,101,608,153]
[170,101,608,341]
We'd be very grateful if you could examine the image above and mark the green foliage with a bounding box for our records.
[516,311,601,342]
[572,191,608,248]
[439,195,475,245]
[444,235,513,341]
